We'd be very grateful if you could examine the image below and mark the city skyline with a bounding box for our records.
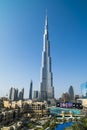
[0,0,87,98]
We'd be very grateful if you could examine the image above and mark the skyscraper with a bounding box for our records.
[62,92,70,102]
[9,87,15,101]
[29,80,33,99]
[19,88,24,100]
[40,15,54,101]
[68,86,74,101]
[14,88,18,101]
[81,82,87,98]
[9,87,18,101]
[33,90,39,99]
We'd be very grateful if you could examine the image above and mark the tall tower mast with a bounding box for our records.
[40,15,54,101]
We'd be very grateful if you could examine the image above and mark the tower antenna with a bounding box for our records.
[46,9,47,17]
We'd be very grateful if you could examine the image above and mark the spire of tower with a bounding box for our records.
[45,15,48,33]
[44,13,49,42]
[45,9,48,24]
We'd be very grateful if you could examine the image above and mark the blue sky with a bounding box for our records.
[0,0,87,98]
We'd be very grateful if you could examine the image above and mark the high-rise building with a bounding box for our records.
[68,86,74,101]
[62,92,70,102]
[40,15,54,101]
[9,87,12,100]
[81,82,87,98]
[33,90,39,99]
[9,87,15,101]
[19,88,24,100]
[14,88,18,100]
[9,87,24,101]
[29,80,33,99]
[9,87,18,101]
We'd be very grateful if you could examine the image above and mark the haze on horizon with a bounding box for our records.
[0,0,87,98]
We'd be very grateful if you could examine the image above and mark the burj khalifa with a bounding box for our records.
[40,15,54,101]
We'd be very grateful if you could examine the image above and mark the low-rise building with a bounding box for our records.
[23,101,47,116]
[77,98,87,107]
[0,109,20,126]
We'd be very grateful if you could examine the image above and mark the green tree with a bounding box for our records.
[43,120,50,129]
[71,116,87,130]
[50,122,56,130]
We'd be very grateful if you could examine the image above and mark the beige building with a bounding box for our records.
[3,100,23,109]
[23,101,47,116]
[77,98,87,107]
[2,100,48,125]
[3,101,11,108]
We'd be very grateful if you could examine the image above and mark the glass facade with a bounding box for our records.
[81,82,87,98]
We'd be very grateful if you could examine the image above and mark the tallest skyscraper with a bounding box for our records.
[40,15,54,101]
